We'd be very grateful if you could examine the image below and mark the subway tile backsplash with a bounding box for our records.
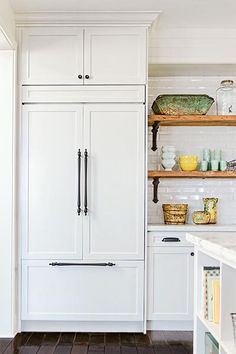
[148,76,236,224]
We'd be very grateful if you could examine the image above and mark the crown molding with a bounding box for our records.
[15,11,161,27]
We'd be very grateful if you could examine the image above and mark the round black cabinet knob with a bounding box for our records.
[78,75,83,79]
[85,75,90,79]
[191,252,195,256]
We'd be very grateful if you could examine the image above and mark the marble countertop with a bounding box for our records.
[148,224,236,232]
[186,232,236,268]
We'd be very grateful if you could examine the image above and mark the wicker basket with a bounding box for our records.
[162,204,188,225]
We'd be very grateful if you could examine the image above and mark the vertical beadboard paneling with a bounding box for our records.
[148,76,236,224]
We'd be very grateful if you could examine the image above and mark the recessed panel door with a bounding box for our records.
[147,247,194,321]
[21,27,84,84]
[21,104,83,259]
[22,260,144,321]
[84,27,146,84]
[83,104,145,260]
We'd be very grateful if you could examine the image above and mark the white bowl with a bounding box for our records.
[162,152,176,159]
[161,158,176,171]
[162,146,176,153]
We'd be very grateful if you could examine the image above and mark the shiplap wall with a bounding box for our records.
[148,76,236,225]
[148,27,236,64]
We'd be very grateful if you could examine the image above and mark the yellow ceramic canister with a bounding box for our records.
[192,211,211,224]
[203,198,218,224]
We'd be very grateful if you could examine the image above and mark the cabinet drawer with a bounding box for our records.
[22,85,145,103]
[22,260,144,321]
[148,232,192,247]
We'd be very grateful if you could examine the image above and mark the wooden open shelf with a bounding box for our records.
[148,115,236,127]
[149,115,236,152]
[148,170,236,203]
[148,170,236,178]
[148,114,236,201]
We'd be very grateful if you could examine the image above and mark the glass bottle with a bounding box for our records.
[216,80,236,115]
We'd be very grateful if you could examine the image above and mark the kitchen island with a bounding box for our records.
[186,232,236,354]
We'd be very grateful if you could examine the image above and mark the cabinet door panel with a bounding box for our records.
[21,104,83,259]
[147,247,194,321]
[22,260,144,321]
[84,27,146,84]
[83,104,145,260]
[21,27,83,84]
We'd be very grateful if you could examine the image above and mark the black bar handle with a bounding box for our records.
[49,262,116,267]
[162,237,181,242]
[84,149,88,215]
[77,149,81,215]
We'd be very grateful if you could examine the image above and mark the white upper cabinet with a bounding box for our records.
[84,27,146,85]
[21,104,83,259]
[21,27,84,85]
[20,27,147,85]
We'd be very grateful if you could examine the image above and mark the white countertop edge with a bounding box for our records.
[148,224,236,232]
[186,232,236,269]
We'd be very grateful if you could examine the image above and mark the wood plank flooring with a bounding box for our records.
[0,332,193,354]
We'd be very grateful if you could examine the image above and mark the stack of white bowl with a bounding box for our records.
[161,146,177,171]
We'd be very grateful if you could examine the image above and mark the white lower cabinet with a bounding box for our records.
[22,260,144,321]
[147,233,194,329]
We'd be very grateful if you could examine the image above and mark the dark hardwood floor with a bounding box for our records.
[0,332,193,354]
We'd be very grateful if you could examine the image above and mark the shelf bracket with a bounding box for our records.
[152,177,160,203]
[151,121,160,151]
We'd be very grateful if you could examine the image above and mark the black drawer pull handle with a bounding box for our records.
[162,237,181,242]
[191,252,195,257]
[78,75,83,79]
[85,75,90,79]
[49,262,116,267]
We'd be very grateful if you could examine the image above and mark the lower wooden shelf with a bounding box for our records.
[148,170,236,203]
[148,170,236,178]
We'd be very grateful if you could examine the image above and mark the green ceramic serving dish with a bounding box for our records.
[152,94,215,115]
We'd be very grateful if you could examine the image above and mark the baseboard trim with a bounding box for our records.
[21,320,144,332]
[147,320,193,331]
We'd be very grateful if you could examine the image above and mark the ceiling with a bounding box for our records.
[9,0,236,28]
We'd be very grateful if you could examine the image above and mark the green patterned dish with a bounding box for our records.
[152,94,214,115]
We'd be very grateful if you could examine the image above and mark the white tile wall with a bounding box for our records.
[148,76,236,224]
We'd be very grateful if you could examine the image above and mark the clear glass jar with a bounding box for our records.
[216,79,236,115]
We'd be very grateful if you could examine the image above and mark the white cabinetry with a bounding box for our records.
[19,20,148,332]
[83,104,144,260]
[20,27,146,85]
[22,260,144,321]
[21,104,83,260]
[21,103,144,261]
[147,232,194,330]
[21,93,145,330]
